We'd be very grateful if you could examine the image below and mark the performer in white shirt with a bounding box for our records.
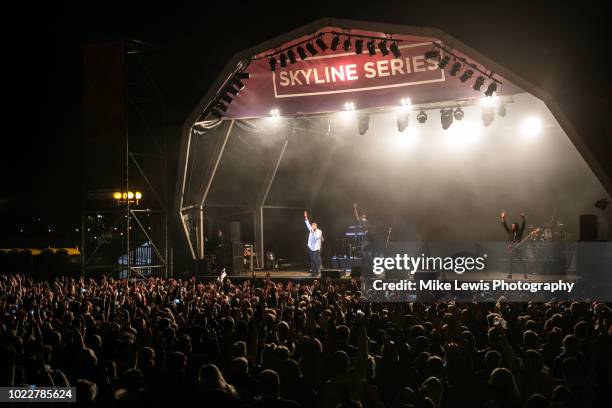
[304,210,323,275]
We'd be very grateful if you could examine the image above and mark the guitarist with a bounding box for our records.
[501,210,527,279]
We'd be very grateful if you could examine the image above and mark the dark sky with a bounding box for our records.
[2,0,610,240]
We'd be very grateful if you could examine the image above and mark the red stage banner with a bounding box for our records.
[222,32,522,119]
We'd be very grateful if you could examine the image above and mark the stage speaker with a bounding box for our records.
[579,215,598,241]
[350,265,362,278]
[321,269,343,279]
[230,222,241,243]
[232,242,244,273]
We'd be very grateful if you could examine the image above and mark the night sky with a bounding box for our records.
[1,0,610,246]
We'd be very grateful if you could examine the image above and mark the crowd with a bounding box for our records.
[0,273,610,407]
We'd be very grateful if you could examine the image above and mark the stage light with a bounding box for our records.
[331,35,340,50]
[520,117,542,137]
[212,108,224,118]
[220,93,233,104]
[306,42,318,56]
[280,53,287,68]
[232,77,245,90]
[269,57,277,71]
[473,76,485,91]
[449,62,461,76]
[358,113,370,135]
[397,110,410,132]
[417,110,428,123]
[459,69,473,83]
[225,84,239,96]
[344,101,355,111]
[440,108,453,130]
[453,107,464,121]
[438,55,450,69]
[390,42,401,58]
[287,49,297,64]
[297,46,308,60]
[316,37,328,51]
[127,192,134,199]
[355,39,364,54]
[425,49,440,62]
[367,40,376,56]
[400,97,412,110]
[497,102,507,117]
[481,102,495,127]
[343,38,351,52]
[378,41,389,56]
[135,192,142,200]
[270,108,280,117]
[113,192,122,200]
[484,82,498,97]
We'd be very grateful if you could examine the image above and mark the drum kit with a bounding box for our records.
[527,218,570,242]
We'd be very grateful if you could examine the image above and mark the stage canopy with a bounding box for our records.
[176,18,610,264]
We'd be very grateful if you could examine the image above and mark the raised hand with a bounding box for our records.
[520,210,526,219]
[304,210,308,219]
[500,211,505,219]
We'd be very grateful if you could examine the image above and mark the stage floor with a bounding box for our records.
[200,269,581,283]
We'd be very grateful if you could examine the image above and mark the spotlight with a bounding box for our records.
[453,106,464,121]
[459,69,474,83]
[378,41,389,56]
[425,49,440,62]
[316,37,328,51]
[397,110,410,132]
[484,82,498,97]
[390,42,401,58]
[280,53,287,68]
[287,49,297,64]
[498,103,506,117]
[331,35,340,50]
[212,108,224,118]
[417,110,428,124]
[297,46,308,60]
[269,57,277,71]
[270,108,280,117]
[440,108,453,130]
[438,55,451,69]
[473,76,485,91]
[367,40,376,56]
[343,38,351,52]
[358,113,370,135]
[449,62,461,76]
[232,77,245,90]
[400,97,412,109]
[306,43,318,56]
[344,101,355,111]
[220,93,233,104]
[481,104,495,127]
[225,84,239,96]
[354,39,364,54]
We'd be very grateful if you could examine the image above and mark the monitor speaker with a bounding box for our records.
[232,242,244,273]
[579,214,597,241]
[350,265,362,278]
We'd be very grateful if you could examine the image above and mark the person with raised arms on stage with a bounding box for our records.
[501,210,527,279]
[304,210,323,276]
